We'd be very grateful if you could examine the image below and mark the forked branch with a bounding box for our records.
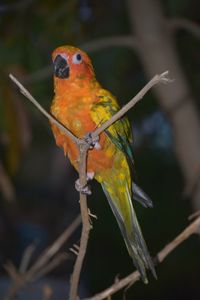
[9,71,171,300]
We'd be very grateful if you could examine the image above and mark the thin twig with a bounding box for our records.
[9,74,79,144]
[69,142,91,300]
[157,215,200,263]
[19,243,36,273]
[4,262,25,300]
[83,215,200,300]
[169,18,200,39]
[82,35,138,52]
[4,263,23,284]
[9,71,170,145]
[69,248,79,256]
[4,215,81,300]
[92,71,171,138]
[27,214,81,278]
[31,253,68,282]
[188,210,200,221]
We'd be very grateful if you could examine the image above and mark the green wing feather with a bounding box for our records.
[91,89,153,208]
[91,89,156,282]
[92,89,134,160]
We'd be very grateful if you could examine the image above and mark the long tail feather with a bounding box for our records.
[126,186,157,280]
[102,183,156,283]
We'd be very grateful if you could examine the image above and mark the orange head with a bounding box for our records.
[52,46,95,85]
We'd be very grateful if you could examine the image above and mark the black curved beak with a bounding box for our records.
[53,55,70,79]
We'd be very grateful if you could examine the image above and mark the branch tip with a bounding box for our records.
[160,71,174,84]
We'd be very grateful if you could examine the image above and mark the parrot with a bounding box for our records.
[50,45,156,283]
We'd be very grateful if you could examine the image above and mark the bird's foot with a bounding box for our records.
[87,171,95,181]
[75,179,92,195]
[84,133,101,150]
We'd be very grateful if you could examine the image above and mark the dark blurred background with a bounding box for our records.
[1,0,200,299]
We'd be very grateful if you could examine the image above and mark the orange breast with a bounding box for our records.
[51,121,116,175]
[51,89,116,175]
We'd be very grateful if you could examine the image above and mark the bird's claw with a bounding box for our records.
[84,133,100,149]
[75,179,92,195]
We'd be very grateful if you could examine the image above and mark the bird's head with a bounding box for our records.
[52,45,95,83]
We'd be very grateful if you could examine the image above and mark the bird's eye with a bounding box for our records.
[72,53,82,64]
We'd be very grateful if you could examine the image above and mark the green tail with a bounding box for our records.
[102,183,156,283]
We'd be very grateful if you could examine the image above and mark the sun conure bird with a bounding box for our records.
[50,45,156,282]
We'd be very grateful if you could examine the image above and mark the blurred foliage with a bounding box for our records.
[0,0,200,299]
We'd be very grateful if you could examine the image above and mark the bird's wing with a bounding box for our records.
[91,88,134,164]
[91,88,153,209]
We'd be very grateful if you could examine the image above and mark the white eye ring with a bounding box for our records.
[72,53,82,64]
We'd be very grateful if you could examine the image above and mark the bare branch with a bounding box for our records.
[169,18,200,39]
[157,215,200,263]
[92,71,171,138]
[31,253,68,282]
[9,74,92,300]
[188,210,200,221]
[27,214,81,278]
[10,70,171,147]
[69,247,79,256]
[83,215,200,300]
[22,36,138,84]
[4,262,25,300]
[9,74,79,144]
[19,243,36,273]
[4,263,23,284]
[22,66,169,163]
[81,35,138,52]
[69,142,91,300]
[22,65,53,84]
[4,215,81,300]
